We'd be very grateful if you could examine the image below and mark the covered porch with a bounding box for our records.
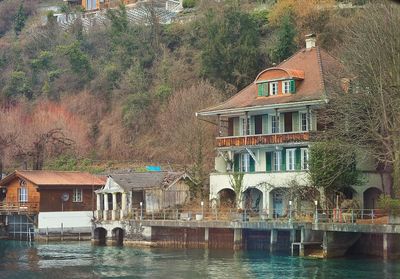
[95,177,128,221]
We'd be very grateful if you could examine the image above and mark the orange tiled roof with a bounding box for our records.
[0,170,106,187]
[198,47,342,115]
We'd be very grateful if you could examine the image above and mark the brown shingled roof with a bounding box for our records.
[0,170,106,187]
[198,47,342,115]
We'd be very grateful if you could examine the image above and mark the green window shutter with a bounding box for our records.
[281,148,286,171]
[262,114,268,134]
[249,157,255,173]
[258,84,263,97]
[295,148,301,170]
[234,153,240,172]
[264,82,269,96]
[266,152,272,172]
[290,79,296,93]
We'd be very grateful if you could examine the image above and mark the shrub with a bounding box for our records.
[182,0,197,9]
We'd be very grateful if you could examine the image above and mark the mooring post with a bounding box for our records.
[233,228,243,250]
[61,223,64,241]
[204,228,209,249]
[270,229,278,253]
[383,233,389,260]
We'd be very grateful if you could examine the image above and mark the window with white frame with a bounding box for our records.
[240,153,250,172]
[73,188,83,202]
[286,149,296,171]
[283,80,290,94]
[18,187,28,202]
[300,112,308,131]
[270,82,278,95]
[271,115,279,134]
[273,151,281,171]
[301,148,309,170]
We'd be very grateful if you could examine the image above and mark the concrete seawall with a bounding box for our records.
[92,220,400,259]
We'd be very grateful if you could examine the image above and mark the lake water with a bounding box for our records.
[0,240,399,279]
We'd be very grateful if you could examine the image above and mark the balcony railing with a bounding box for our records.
[0,202,39,214]
[216,132,310,148]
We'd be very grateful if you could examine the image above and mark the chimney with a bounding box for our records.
[305,33,316,49]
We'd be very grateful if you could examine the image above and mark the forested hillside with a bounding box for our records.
[0,0,374,190]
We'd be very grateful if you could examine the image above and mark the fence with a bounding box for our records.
[0,202,39,214]
[117,207,389,225]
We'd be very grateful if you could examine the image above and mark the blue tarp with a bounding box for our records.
[146,166,162,172]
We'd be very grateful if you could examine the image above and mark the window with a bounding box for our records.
[257,82,269,97]
[240,117,248,136]
[18,187,28,203]
[283,80,290,94]
[240,153,250,172]
[73,188,83,202]
[301,148,309,170]
[270,82,278,95]
[286,149,296,171]
[273,151,281,171]
[300,112,308,131]
[271,115,279,133]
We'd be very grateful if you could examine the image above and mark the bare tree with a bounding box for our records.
[321,1,400,197]
[157,81,222,197]
[16,128,75,170]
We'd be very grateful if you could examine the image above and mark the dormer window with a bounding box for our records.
[283,80,290,94]
[270,82,278,95]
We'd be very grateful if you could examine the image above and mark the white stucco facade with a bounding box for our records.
[38,211,93,233]
[210,170,391,215]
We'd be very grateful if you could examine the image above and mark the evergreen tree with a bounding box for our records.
[201,6,262,91]
[14,3,26,36]
[273,12,296,63]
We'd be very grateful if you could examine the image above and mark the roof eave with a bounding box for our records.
[197,99,327,117]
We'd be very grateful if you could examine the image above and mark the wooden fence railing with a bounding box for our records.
[0,202,39,214]
[216,132,310,148]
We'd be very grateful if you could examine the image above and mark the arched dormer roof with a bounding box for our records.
[197,47,343,116]
[255,67,305,83]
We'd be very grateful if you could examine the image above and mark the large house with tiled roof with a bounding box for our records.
[197,35,390,216]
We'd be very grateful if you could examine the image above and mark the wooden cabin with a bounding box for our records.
[0,170,105,213]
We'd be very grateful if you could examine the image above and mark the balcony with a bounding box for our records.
[216,132,310,148]
[0,202,39,214]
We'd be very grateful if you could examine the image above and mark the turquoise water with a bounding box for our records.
[0,241,399,279]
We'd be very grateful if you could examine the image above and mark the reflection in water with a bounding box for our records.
[0,241,399,279]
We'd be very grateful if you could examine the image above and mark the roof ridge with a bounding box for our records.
[17,170,90,173]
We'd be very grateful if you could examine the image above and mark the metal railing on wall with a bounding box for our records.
[95,207,389,225]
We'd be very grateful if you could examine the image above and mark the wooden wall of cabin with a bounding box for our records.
[162,180,190,208]
[5,179,40,205]
[39,187,99,212]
